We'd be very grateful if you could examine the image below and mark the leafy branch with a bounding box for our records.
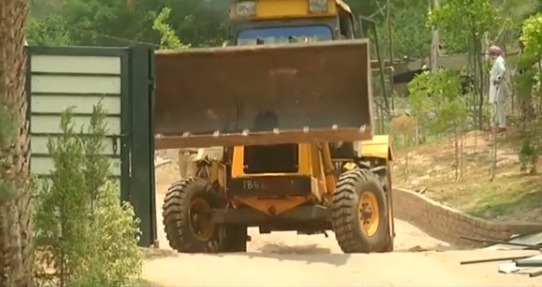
[152,7,190,49]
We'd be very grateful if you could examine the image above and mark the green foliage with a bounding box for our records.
[428,0,499,37]
[408,69,469,179]
[27,15,71,45]
[83,104,111,205]
[427,0,500,53]
[515,13,542,174]
[27,0,230,47]
[152,7,189,49]
[25,0,432,57]
[408,69,468,135]
[519,0,542,24]
[519,137,539,174]
[60,0,160,46]
[518,14,542,94]
[34,102,142,287]
[520,13,542,58]
[387,0,432,58]
[515,53,539,93]
[70,182,142,287]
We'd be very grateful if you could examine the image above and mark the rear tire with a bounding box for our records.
[331,169,393,253]
[162,178,220,253]
[219,225,248,252]
[381,174,395,252]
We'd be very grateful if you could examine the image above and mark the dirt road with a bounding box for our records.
[142,183,540,286]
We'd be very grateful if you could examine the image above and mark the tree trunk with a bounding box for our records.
[473,36,485,129]
[0,0,33,286]
[429,0,440,71]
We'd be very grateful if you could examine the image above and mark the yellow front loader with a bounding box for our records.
[154,0,395,253]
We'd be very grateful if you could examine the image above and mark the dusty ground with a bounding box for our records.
[142,158,541,286]
[143,249,541,286]
[391,128,542,221]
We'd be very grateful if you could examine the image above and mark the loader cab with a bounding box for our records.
[236,25,334,46]
[229,0,357,46]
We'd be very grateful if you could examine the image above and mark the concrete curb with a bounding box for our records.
[393,187,542,245]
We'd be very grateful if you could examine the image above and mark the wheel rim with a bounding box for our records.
[188,198,215,241]
[358,192,380,236]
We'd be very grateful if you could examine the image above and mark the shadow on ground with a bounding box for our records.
[257,243,331,254]
[393,243,463,253]
[209,243,350,266]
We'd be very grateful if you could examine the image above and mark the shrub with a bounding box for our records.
[34,101,142,287]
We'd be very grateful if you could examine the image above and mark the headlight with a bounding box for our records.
[236,1,256,17]
[308,0,328,13]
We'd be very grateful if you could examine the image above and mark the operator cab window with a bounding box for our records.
[236,25,333,46]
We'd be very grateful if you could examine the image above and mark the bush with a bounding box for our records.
[407,69,469,179]
[516,13,542,174]
[33,102,142,287]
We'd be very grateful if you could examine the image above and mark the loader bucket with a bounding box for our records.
[154,39,374,149]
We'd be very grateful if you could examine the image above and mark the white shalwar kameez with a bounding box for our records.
[489,55,508,128]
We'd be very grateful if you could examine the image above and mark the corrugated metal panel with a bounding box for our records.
[31,75,121,94]
[31,157,122,176]
[31,55,121,74]
[30,54,122,178]
[31,95,121,114]
[31,115,121,134]
[32,136,117,156]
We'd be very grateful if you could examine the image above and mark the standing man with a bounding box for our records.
[488,45,508,132]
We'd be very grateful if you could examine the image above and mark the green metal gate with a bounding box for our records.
[27,46,156,247]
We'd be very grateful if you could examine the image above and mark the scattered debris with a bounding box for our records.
[460,255,532,265]
[459,231,542,277]
[408,245,430,252]
[485,232,542,251]
[529,269,542,277]
[515,255,542,267]
[460,235,542,250]
[498,262,519,274]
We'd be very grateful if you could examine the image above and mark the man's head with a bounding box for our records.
[488,45,502,60]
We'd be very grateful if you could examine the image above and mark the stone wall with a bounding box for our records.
[393,187,542,245]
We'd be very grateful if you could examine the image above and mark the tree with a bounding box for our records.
[389,0,432,59]
[26,0,230,47]
[0,0,33,286]
[428,0,500,128]
[25,0,433,57]
[408,69,468,179]
[34,104,142,287]
[516,13,542,174]
[26,15,72,45]
[390,114,417,180]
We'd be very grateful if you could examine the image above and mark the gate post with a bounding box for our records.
[129,45,157,247]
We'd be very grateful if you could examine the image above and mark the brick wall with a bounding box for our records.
[393,187,542,245]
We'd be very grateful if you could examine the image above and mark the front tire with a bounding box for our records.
[162,178,220,253]
[331,169,392,253]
